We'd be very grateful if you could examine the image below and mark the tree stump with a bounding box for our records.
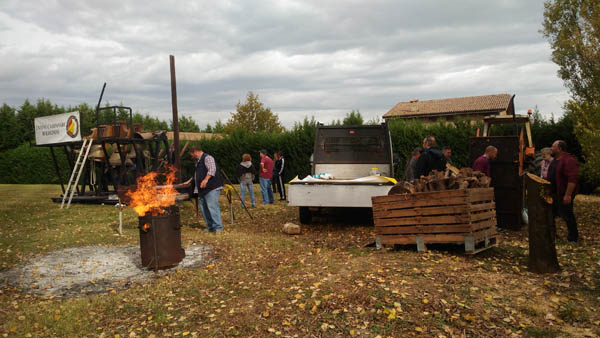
[525,173,560,273]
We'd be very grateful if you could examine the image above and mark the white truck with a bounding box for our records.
[288,123,396,224]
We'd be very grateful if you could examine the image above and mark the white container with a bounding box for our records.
[369,167,380,176]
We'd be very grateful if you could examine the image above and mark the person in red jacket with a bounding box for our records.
[551,140,579,242]
[472,146,497,177]
[258,149,274,204]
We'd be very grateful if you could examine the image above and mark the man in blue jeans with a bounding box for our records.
[258,149,274,204]
[184,146,224,233]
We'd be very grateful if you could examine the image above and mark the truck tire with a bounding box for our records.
[299,207,312,224]
[524,152,542,175]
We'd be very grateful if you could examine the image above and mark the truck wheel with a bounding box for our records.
[524,152,542,174]
[299,207,312,224]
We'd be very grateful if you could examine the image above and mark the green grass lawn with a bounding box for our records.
[1,185,599,337]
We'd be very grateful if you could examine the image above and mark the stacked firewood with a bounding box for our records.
[389,168,491,195]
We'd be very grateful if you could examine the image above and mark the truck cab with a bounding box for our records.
[288,123,396,224]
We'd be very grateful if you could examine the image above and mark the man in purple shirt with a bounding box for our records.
[551,140,579,242]
[472,146,497,177]
[259,149,274,204]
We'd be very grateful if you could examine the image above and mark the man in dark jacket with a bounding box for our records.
[551,140,579,242]
[415,136,447,178]
[184,146,224,233]
[273,151,286,201]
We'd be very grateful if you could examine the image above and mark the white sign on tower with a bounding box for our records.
[34,111,82,145]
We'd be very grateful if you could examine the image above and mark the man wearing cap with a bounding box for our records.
[184,146,224,233]
[259,149,275,204]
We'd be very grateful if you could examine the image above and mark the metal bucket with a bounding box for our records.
[138,205,185,270]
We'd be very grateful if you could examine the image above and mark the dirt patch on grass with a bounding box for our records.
[0,244,211,297]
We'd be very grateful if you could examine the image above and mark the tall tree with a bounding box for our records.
[71,103,95,136]
[225,92,284,133]
[0,104,22,151]
[366,116,382,125]
[542,0,600,105]
[16,100,37,143]
[342,110,364,126]
[173,115,200,132]
[565,101,600,187]
[543,0,600,189]
[213,120,225,133]
[133,113,169,131]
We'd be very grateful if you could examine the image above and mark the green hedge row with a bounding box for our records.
[179,122,316,183]
[0,143,71,184]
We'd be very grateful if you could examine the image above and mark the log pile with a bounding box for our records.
[388,168,491,195]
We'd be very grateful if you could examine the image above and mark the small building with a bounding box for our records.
[383,93,515,123]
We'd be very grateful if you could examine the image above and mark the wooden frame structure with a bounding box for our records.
[372,188,498,253]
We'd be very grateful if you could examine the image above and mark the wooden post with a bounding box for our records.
[49,146,66,194]
[170,55,181,183]
[525,173,560,273]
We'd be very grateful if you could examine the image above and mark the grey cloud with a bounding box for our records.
[0,0,568,128]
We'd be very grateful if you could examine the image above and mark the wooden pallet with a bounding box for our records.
[372,188,498,253]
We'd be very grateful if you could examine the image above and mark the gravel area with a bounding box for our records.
[0,245,211,297]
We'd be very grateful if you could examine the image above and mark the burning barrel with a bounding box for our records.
[123,166,187,270]
[139,205,185,269]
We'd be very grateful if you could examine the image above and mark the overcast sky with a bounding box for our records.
[0,0,569,129]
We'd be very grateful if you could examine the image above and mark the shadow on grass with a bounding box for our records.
[307,207,374,226]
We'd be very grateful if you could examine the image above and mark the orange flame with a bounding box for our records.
[126,165,178,216]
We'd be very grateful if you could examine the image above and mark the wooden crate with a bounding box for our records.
[372,188,498,253]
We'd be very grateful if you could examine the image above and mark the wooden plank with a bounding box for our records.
[373,205,469,219]
[379,233,467,245]
[469,202,495,213]
[467,188,494,200]
[467,188,495,203]
[372,189,468,204]
[372,196,468,211]
[375,224,474,234]
[374,218,496,235]
[374,214,470,227]
[378,231,498,246]
[473,227,497,239]
[470,218,497,231]
[469,210,496,222]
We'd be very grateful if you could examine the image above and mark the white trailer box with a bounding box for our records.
[288,123,396,224]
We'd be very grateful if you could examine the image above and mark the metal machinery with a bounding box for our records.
[469,113,534,230]
[46,104,174,204]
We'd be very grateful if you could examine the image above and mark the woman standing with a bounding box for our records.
[237,153,256,208]
[540,147,554,180]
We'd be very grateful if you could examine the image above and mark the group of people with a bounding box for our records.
[403,136,579,242]
[236,149,287,207]
[184,146,286,233]
[404,136,451,181]
[471,141,578,242]
[539,141,579,242]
